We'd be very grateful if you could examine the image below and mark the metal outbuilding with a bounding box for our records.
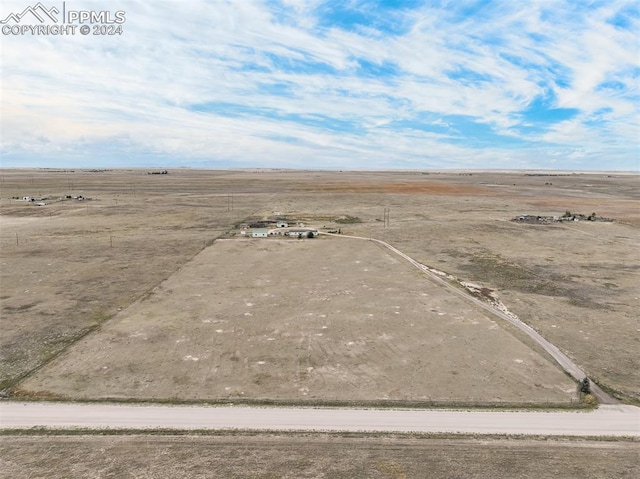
[286,228,318,238]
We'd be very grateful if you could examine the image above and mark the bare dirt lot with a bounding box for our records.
[1,434,638,479]
[1,168,638,402]
[16,237,575,404]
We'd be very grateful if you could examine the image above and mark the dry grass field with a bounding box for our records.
[1,434,638,479]
[16,237,575,404]
[1,168,638,402]
[0,169,257,391]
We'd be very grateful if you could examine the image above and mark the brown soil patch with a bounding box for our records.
[299,180,496,195]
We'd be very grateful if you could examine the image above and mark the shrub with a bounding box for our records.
[335,215,361,224]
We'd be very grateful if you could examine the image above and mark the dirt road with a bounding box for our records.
[1,402,638,436]
[322,233,618,404]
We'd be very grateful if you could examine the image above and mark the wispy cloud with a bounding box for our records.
[1,0,638,170]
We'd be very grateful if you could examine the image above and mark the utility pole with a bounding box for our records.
[383,208,390,227]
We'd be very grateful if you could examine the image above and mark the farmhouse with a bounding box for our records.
[250,227,319,238]
[513,212,613,224]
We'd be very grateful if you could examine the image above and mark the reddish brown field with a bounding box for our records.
[301,179,496,195]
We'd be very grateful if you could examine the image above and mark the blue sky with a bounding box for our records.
[1,0,638,170]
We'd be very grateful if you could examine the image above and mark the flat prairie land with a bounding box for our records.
[0,169,256,391]
[17,237,575,404]
[1,168,638,402]
[1,435,638,479]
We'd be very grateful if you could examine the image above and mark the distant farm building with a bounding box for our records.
[286,228,318,238]
[250,227,319,238]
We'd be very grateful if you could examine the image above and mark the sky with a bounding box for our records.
[0,0,638,170]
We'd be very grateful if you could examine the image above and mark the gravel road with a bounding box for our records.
[1,402,638,436]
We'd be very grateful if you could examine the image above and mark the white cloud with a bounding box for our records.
[1,0,637,169]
